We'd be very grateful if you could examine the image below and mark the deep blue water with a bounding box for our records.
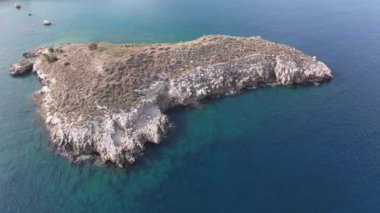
[1,0,380,212]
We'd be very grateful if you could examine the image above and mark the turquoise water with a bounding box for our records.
[1,0,380,212]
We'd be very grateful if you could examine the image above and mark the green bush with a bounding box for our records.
[42,53,58,63]
[88,42,98,50]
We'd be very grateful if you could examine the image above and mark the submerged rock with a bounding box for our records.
[9,59,33,76]
[15,35,332,167]
[15,4,21,9]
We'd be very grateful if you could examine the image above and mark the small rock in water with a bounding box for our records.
[22,52,30,58]
[43,20,52,26]
[9,59,34,76]
[28,13,32,16]
[15,4,21,9]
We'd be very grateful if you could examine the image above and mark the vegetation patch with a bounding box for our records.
[42,53,58,63]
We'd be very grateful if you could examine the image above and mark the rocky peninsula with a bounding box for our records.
[11,35,332,167]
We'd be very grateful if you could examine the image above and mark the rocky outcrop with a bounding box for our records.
[9,59,33,76]
[12,35,332,167]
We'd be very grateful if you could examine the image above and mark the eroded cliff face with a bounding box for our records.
[18,35,332,167]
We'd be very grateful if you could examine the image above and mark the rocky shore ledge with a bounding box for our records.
[11,35,332,167]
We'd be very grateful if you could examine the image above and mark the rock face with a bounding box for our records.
[13,35,332,167]
[9,59,33,76]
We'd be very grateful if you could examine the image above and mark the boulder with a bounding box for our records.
[43,20,52,26]
[22,52,32,58]
[9,59,34,76]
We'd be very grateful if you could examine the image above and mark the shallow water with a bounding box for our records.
[1,0,380,212]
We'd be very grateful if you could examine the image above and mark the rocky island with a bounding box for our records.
[11,35,332,167]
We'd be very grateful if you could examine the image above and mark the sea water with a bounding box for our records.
[1,0,380,212]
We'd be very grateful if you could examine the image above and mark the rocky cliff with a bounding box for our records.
[12,35,332,167]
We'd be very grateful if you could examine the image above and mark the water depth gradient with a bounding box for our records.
[0,0,380,212]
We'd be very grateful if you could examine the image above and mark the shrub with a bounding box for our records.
[42,53,58,63]
[88,42,98,50]
[48,47,55,53]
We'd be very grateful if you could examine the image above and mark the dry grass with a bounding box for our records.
[37,35,311,121]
